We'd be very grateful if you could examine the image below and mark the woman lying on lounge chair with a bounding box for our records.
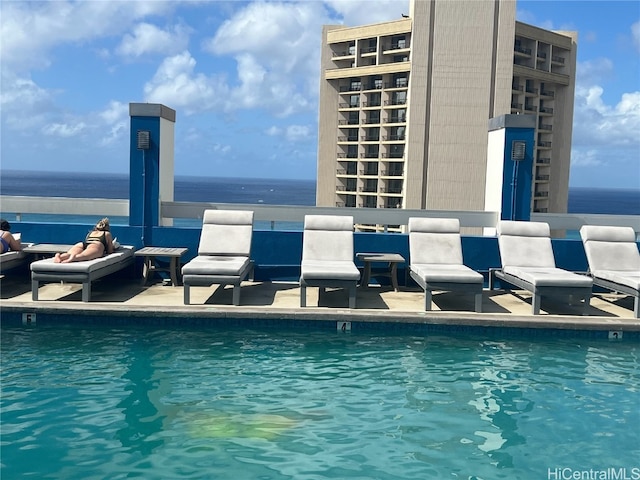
[0,219,22,253]
[54,217,115,263]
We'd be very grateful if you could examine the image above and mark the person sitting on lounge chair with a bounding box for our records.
[0,218,22,253]
[54,217,115,263]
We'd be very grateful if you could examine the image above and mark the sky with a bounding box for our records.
[0,0,639,189]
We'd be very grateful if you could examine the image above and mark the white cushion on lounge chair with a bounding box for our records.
[301,260,360,281]
[590,270,640,290]
[411,263,482,283]
[408,218,483,312]
[580,225,640,317]
[503,266,592,288]
[182,255,250,277]
[299,215,359,308]
[496,220,592,315]
[181,209,254,305]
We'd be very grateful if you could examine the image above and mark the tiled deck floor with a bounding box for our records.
[1,270,639,332]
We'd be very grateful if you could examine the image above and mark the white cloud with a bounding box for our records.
[266,126,282,136]
[576,58,614,87]
[203,1,326,116]
[571,149,605,168]
[324,0,410,26]
[100,100,129,125]
[212,143,231,154]
[116,22,190,59]
[285,125,311,142]
[573,76,640,149]
[0,1,175,73]
[42,121,87,138]
[143,51,230,114]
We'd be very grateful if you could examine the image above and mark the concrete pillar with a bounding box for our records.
[485,114,535,227]
[129,103,176,245]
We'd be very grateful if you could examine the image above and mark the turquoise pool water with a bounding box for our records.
[1,326,638,479]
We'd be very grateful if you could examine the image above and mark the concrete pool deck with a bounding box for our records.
[1,270,639,334]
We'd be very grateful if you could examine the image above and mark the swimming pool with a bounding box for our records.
[1,325,638,479]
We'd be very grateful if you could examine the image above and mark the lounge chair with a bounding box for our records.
[299,215,360,308]
[0,234,30,274]
[495,220,592,315]
[30,246,135,302]
[408,217,483,312]
[580,225,640,318]
[181,209,254,305]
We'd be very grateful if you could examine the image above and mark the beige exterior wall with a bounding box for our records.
[316,0,576,222]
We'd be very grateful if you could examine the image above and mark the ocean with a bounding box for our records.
[0,170,639,215]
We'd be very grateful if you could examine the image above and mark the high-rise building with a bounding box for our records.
[316,0,577,231]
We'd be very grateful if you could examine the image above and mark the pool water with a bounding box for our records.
[1,326,638,479]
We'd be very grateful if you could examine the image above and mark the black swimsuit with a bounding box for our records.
[83,231,108,252]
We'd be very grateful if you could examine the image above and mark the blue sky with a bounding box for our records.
[1,1,639,189]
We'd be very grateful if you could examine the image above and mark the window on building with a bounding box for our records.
[368,92,381,106]
[350,95,359,107]
[348,112,359,125]
[392,91,406,105]
[366,145,379,158]
[367,127,379,141]
[389,145,404,158]
[394,76,408,88]
[350,78,361,91]
[391,36,406,49]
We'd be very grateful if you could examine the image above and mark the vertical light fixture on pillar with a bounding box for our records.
[510,140,526,221]
[137,130,151,245]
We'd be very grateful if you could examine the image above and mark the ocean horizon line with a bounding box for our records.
[1,169,638,192]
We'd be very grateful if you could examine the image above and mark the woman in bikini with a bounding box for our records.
[0,219,22,253]
[54,217,115,263]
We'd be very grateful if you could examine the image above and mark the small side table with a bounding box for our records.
[134,247,188,286]
[356,253,405,292]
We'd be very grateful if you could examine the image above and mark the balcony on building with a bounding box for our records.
[538,122,553,132]
[524,104,537,112]
[535,174,550,182]
[332,43,356,59]
[385,77,408,89]
[539,106,554,115]
[536,156,551,165]
[362,100,381,108]
[382,35,410,54]
[386,112,406,124]
[525,85,538,95]
[540,89,555,98]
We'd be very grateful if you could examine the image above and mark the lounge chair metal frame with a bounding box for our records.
[580,225,640,318]
[30,246,135,302]
[408,218,483,312]
[494,220,592,315]
[182,209,254,306]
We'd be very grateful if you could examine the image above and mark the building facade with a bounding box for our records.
[316,0,577,230]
